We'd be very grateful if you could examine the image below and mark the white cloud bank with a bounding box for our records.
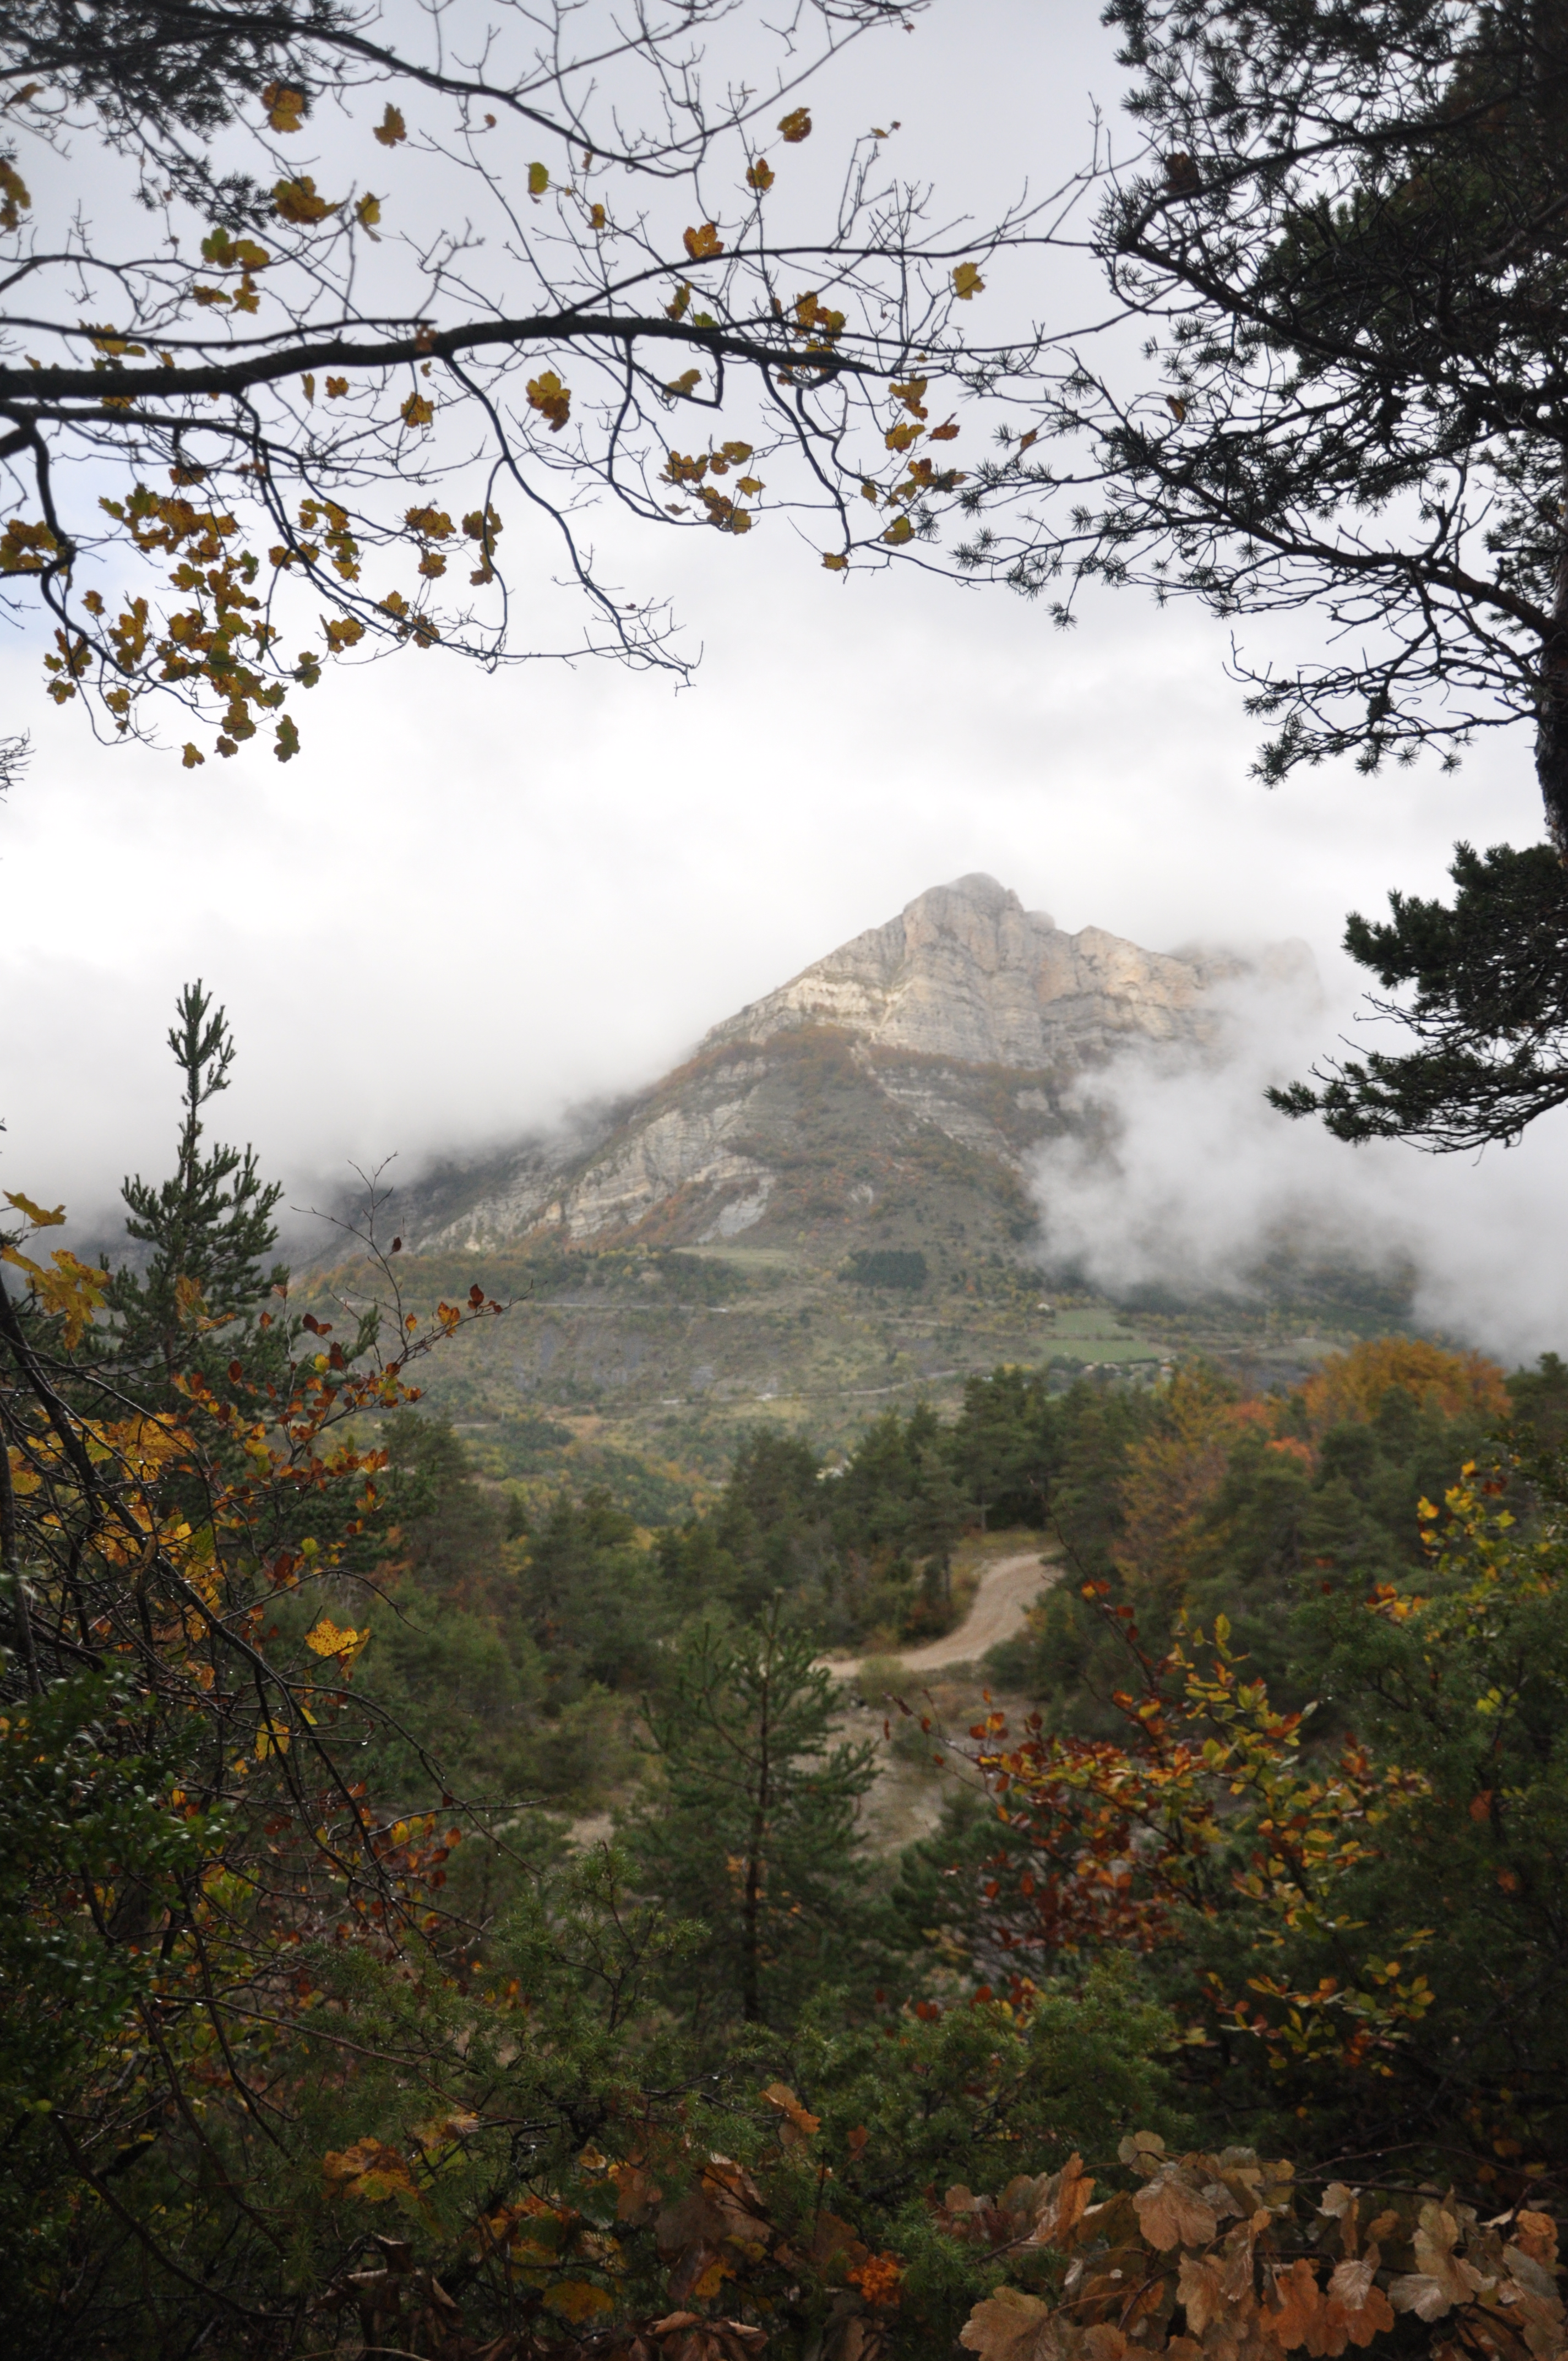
[1029,954,1568,1369]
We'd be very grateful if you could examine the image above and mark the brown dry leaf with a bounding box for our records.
[960,2286,1062,2361]
[612,2161,663,2226]
[1325,2258,1395,2351]
[1177,2254,1225,2336]
[761,2082,820,2145]
[1135,2170,1219,2252]
[1039,2157,1095,2249]
[1263,2257,1329,2353]
[1516,2215,1561,2271]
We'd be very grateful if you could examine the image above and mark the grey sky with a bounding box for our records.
[1,0,1559,1358]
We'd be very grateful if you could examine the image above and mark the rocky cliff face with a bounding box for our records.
[398,877,1299,1259]
[704,873,1239,1068]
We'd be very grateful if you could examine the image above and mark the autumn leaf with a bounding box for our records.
[1166,394,1188,422]
[778,107,812,142]
[528,161,549,197]
[952,261,985,300]
[355,194,382,234]
[761,2082,820,2145]
[323,2137,422,2206]
[665,368,701,398]
[181,742,205,768]
[373,103,406,146]
[273,176,336,225]
[590,202,607,229]
[3,1192,65,1228]
[881,515,913,546]
[401,391,435,428]
[747,157,775,192]
[683,221,724,261]
[304,1617,369,1660]
[0,157,30,230]
[526,370,571,431]
[325,374,348,396]
[1133,2169,1218,2251]
[262,82,306,133]
[885,422,923,451]
[960,2286,1058,2361]
[547,2281,616,2323]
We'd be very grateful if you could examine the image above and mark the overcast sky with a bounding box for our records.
[2,0,1561,1361]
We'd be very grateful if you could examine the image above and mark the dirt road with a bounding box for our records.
[817,1548,1057,1681]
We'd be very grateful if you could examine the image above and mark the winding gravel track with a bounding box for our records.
[818,1548,1058,1680]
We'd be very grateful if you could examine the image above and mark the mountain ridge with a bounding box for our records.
[396,875,1308,1261]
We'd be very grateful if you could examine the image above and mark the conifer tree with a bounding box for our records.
[624,1603,876,2030]
[104,981,285,1390]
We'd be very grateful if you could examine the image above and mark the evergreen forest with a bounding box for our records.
[5,992,1567,2360]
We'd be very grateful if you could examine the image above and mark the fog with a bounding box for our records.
[1031,955,1568,1368]
[1,0,1562,1359]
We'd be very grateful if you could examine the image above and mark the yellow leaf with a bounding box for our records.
[273,176,336,225]
[0,157,30,231]
[323,2138,422,2205]
[747,157,775,192]
[951,261,985,300]
[778,107,812,143]
[181,742,205,768]
[822,551,848,570]
[526,369,570,431]
[881,515,913,545]
[885,422,922,451]
[590,202,607,230]
[665,368,701,397]
[3,1192,66,1228]
[547,2281,616,2323]
[262,82,307,134]
[529,161,549,197]
[401,391,435,428]
[355,193,382,233]
[373,104,406,148]
[304,1617,369,1660]
[682,221,724,261]
[1166,393,1187,422]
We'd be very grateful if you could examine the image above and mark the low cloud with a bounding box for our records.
[1029,951,1568,1369]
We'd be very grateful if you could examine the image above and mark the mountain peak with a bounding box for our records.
[702,873,1222,1070]
[400,878,1281,1257]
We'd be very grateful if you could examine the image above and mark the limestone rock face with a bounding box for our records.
[396,877,1308,1257]
[703,873,1237,1068]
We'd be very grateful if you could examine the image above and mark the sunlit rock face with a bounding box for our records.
[395,875,1312,1257]
[703,873,1241,1069]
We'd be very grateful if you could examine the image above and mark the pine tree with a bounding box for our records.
[105,982,285,1391]
[623,1603,877,2031]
